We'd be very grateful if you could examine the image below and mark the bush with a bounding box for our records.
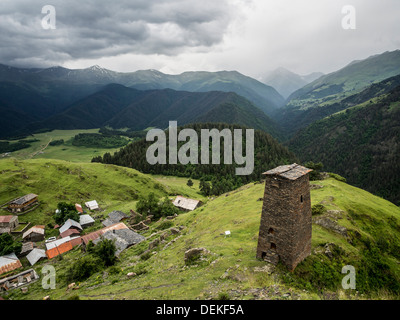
[72,133,128,148]
[54,202,80,225]
[328,172,347,182]
[136,193,179,219]
[312,204,327,216]
[136,193,160,217]
[0,233,22,256]
[92,238,117,266]
[49,139,64,146]
[65,255,103,282]
[108,266,122,275]
[303,161,323,181]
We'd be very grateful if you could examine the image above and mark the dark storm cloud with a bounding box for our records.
[0,0,233,67]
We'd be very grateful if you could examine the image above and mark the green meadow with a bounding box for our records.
[1,129,125,163]
[1,157,400,300]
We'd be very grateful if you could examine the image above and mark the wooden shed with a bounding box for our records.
[8,194,38,213]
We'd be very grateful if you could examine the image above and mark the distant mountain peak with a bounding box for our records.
[261,68,322,99]
[88,64,103,70]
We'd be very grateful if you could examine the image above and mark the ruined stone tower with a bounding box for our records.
[256,163,312,271]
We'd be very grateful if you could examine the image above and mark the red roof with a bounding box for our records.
[0,255,23,275]
[60,229,81,238]
[0,216,15,223]
[46,241,73,259]
[69,237,82,247]
[75,204,83,213]
[81,222,128,245]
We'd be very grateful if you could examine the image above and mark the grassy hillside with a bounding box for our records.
[287,85,400,205]
[0,159,205,228]
[1,159,400,300]
[0,129,127,163]
[276,73,400,138]
[286,50,400,110]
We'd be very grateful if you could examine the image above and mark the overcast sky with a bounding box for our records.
[1,0,399,79]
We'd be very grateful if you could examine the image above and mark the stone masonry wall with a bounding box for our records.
[256,173,312,271]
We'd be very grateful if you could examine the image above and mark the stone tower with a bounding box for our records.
[256,163,312,271]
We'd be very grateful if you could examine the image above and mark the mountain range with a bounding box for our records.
[261,67,324,99]
[274,50,400,136]
[287,75,400,205]
[0,64,286,138]
[24,84,281,138]
[1,49,400,206]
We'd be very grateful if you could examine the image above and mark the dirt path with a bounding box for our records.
[29,138,52,159]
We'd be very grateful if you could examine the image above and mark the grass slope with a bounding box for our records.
[2,159,399,300]
[0,159,191,227]
[287,85,400,205]
[1,129,125,163]
[286,50,400,110]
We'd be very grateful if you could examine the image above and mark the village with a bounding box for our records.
[0,163,316,299]
[0,192,202,294]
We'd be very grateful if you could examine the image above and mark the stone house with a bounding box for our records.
[22,225,45,242]
[0,215,19,234]
[256,163,312,271]
[102,210,128,227]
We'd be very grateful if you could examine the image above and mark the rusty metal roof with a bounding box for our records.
[0,215,16,223]
[81,222,128,245]
[69,237,82,248]
[75,203,83,213]
[0,253,23,275]
[46,241,73,259]
[263,163,312,180]
[60,228,81,238]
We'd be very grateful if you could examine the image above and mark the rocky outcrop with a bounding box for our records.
[184,247,211,264]
[313,217,348,237]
